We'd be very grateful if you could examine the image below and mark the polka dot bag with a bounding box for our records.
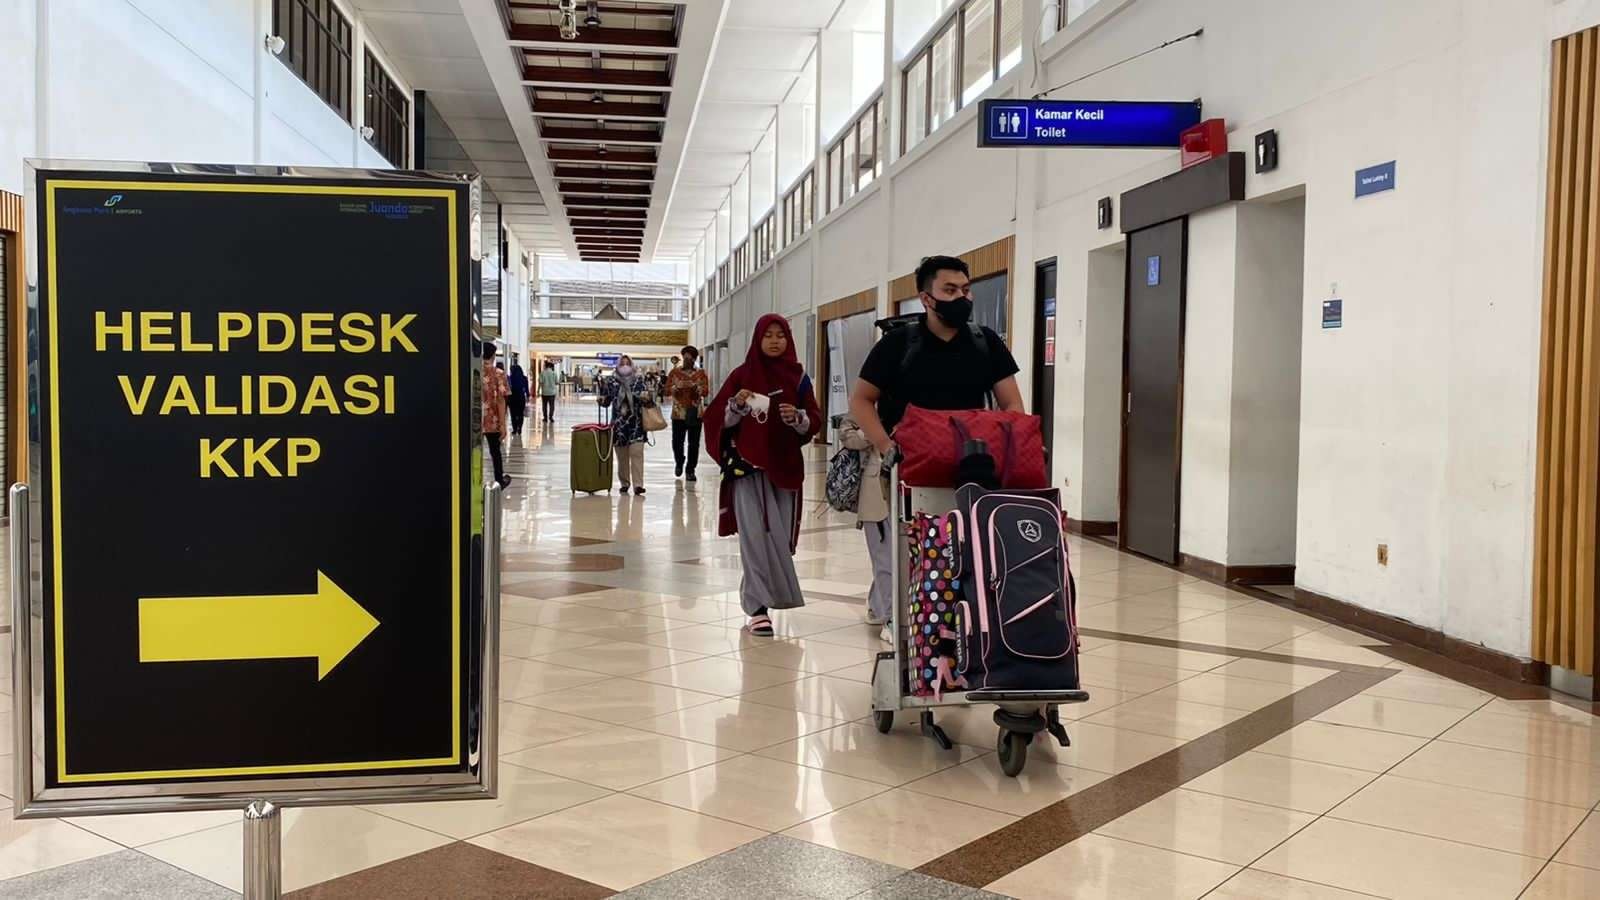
[905,512,969,699]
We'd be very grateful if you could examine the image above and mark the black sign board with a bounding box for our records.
[28,167,481,796]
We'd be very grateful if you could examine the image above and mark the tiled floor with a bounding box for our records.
[3,399,1599,898]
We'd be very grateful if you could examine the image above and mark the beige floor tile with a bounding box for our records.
[987,833,1238,900]
[640,601,746,626]
[783,788,1016,869]
[1148,672,1303,712]
[641,622,764,655]
[755,721,984,786]
[1053,686,1141,720]
[1253,818,1543,900]
[1080,639,1238,672]
[1261,639,1403,668]
[1096,788,1314,865]
[737,674,874,721]
[1210,658,1337,686]
[502,727,734,790]
[144,807,451,893]
[1019,720,1187,774]
[901,754,1110,816]
[1359,673,1493,710]
[1330,774,1585,858]
[1207,868,1382,899]
[499,625,608,659]
[1083,695,1251,740]
[629,754,886,831]
[560,588,692,611]
[797,599,871,620]
[498,657,612,699]
[522,677,723,725]
[765,612,872,640]
[1390,739,1600,808]
[1482,698,1600,727]
[1125,585,1258,612]
[1150,614,1321,651]
[533,640,707,676]
[469,794,763,891]
[0,819,122,880]
[827,660,879,684]
[803,624,894,651]
[70,810,241,848]
[1079,570,1194,595]
[370,761,610,839]
[1254,721,1428,772]
[570,621,686,644]
[1523,863,1600,899]
[633,655,803,697]
[636,696,844,751]
[502,600,635,631]
[498,701,612,753]
[1312,693,1472,738]
[1077,656,1194,694]
[732,638,874,674]
[1441,709,1600,764]
[1555,810,1600,868]
[1183,751,1376,814]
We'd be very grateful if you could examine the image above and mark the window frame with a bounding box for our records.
[900,0,1022,154]
[363,49,409,167]
[272,0,354,122]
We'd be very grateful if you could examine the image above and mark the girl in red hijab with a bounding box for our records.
[704,314,823,636]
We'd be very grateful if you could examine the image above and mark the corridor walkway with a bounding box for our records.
[0,400,1598,898]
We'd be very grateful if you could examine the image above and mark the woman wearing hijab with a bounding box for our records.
[601,353,657,495]
[704,315,823,636]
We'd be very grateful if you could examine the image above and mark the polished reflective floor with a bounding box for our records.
[3,399,1599,898]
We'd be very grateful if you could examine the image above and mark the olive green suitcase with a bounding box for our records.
[570,424,614,494]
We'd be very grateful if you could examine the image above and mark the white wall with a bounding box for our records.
[2,0,414,196]
[777,240,815,316]
[817,189,885,301]
[1177,206,1238,566]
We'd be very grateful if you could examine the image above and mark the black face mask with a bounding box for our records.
[928,294,974,328]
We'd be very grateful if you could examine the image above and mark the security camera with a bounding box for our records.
[360,125,375,140]
[559,11,579,40]
[584,0,601,27]
[265,34,286,55]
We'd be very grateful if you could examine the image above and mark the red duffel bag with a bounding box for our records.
[894,405,1047,489]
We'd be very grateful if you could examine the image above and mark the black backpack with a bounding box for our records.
[878,317,994,408]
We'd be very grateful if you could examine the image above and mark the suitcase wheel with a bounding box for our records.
[872,710,894,734]
[997,729,1030,778]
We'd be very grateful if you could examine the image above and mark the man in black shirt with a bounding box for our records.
[849,255,1024,635]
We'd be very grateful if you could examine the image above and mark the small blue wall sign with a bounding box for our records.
[1323,299,1343,329]
[1355,161,1396,198]
[1146,256,1161,286]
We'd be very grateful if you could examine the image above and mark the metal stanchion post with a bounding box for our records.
[243,799,281,900]
[11,484,33,811]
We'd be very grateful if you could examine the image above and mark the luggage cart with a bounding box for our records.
[869,465,1090,777]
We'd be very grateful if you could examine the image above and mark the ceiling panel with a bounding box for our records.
[708,30,817,71]
[701,69,801,103]
[723,0,838,29]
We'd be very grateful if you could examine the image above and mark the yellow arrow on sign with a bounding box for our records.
[138,571,379,680]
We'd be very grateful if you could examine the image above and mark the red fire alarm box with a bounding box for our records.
[1179,118,1228,169]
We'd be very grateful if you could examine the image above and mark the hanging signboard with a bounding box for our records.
[17,161,495,816]
[978,99,1203,148]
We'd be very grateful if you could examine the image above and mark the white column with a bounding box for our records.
[1007,0,1045,402]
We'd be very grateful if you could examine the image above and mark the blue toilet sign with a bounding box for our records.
[1147,256,1161,286]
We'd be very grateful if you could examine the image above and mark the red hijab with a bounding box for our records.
[704,314,822,493]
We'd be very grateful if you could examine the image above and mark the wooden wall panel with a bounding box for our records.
[0,190,22,496]
[1535,28,1600,673]
[818,287,877,323]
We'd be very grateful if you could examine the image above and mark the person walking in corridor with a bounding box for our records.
[850,255,1023,641]
[483,342,512,488]
[704,315,822,636]
[602,354,656,495]
[666,345,711,482]
[539,360,560,424]
[507,355,529,436]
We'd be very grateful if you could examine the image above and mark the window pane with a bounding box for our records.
[841,127,856,203]
[999,0,1022,74]
[858,110,876,189]
[1066,0,1102,25]
[931,26,957,130]
[962,0,995,106]
[876,98,888,173]
[904,53,928,152]
[825,146,839,212]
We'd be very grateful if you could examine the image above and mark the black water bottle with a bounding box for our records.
[957,438,1000,489]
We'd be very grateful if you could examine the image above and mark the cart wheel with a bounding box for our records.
[997,729,1028,777]
[873,710,895,734]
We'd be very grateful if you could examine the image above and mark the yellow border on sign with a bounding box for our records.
[44,179,465,783]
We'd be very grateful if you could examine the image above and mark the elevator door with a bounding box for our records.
[1121,219,1186,564]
